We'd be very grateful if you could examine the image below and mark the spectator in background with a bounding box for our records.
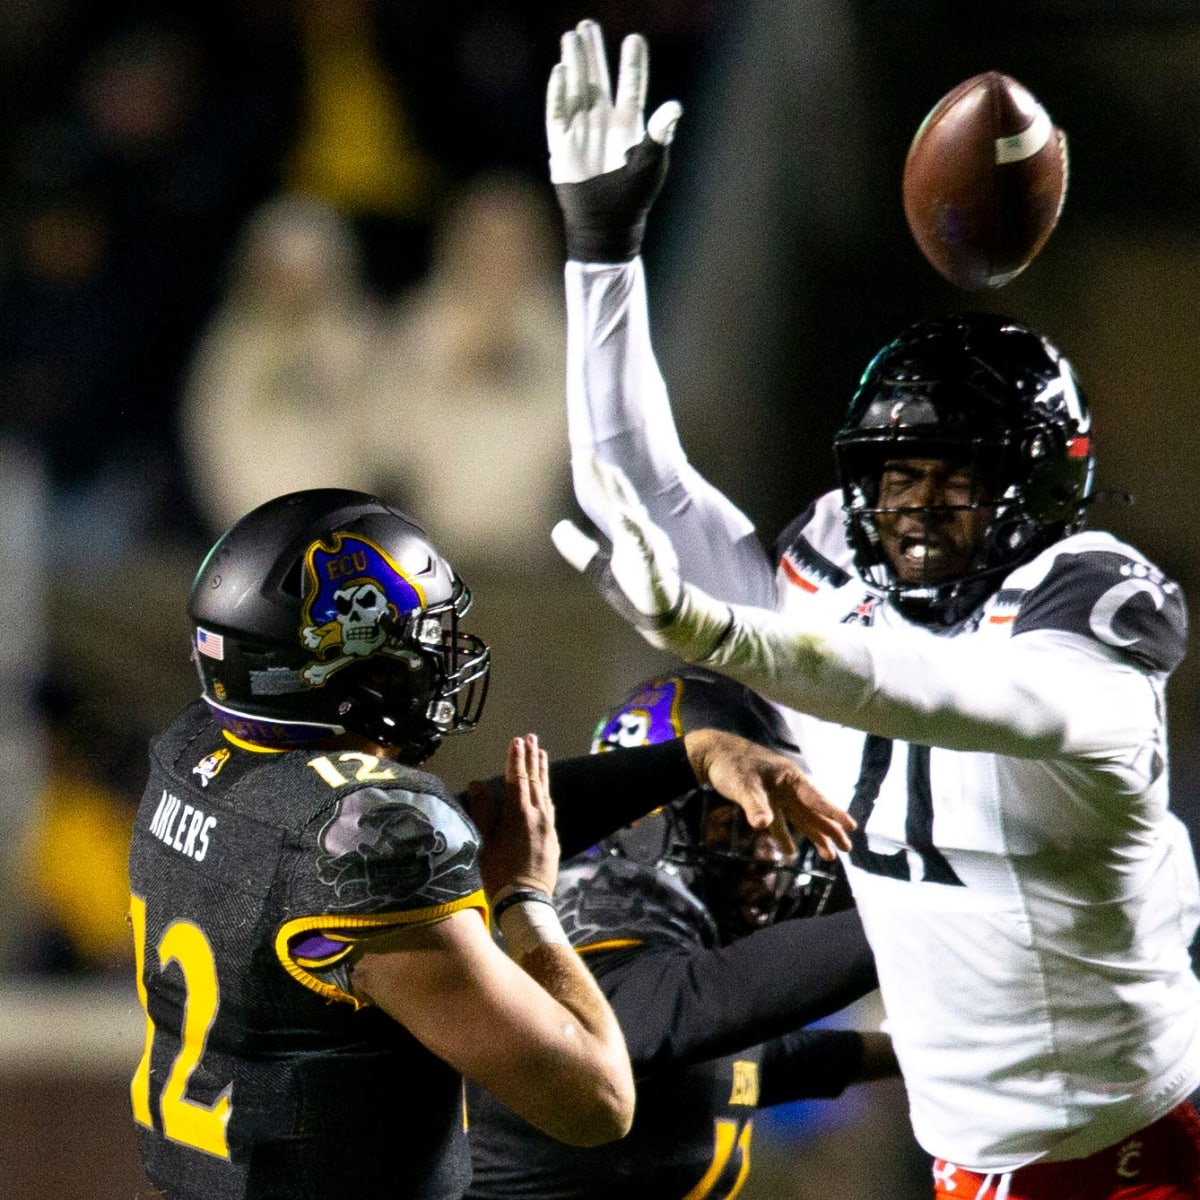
[0,10,300,556]
[283,0,444,294]
[178,191,383,537]
[363,170,570,576]
[181,170,569,577]
[16,677,144,977]
[0,186,130,531]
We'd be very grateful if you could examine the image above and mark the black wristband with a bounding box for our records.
[490,887,554,922]
[555,135,670,261]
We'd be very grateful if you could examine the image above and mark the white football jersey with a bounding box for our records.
[772,492,1200,1169]
[565,258,1200,1171]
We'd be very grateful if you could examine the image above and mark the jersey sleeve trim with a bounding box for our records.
[274,889,488,1006]
[577,937,644,955]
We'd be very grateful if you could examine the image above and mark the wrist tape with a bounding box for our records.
[555,135,670,262]
[492,887,570,959]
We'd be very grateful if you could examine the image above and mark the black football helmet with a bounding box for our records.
[835,312,1096,625]
[590,667,845,940]
[188,489,489,762]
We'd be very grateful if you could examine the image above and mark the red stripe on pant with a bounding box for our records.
[931,1100,1200,1199]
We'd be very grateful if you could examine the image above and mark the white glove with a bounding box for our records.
[546,19,683,261]
[546,19,682,184]
[553,456,681,619]
[552,456,733,659]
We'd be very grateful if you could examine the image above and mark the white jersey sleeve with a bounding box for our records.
[565,259,777,608]
[692,532,1185,761]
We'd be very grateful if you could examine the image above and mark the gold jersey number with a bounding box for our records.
[130,893,232,1158]
[681,1117,753,1200]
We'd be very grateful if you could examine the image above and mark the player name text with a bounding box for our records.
[148,790,216,862]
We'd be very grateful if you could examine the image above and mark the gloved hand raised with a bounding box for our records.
[546,19,683,262]
[551,456,733,660]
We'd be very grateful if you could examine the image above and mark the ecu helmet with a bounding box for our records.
[188,489,489,762]
[590,667,844,939]
[834,312,1096,626]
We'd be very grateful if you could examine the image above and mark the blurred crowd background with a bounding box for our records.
[1,1,1198,1196]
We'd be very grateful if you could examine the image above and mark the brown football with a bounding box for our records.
[902,71,1068,291]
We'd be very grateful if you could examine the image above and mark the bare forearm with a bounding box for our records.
[351,912,633,1147]
[499,903,634,1144]
[520,942,627,1051]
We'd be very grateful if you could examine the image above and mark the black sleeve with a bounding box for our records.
[757,1028,866,1106]
[467,739,697,861]
[1011,547,1187,672]
[589,907,877,1070]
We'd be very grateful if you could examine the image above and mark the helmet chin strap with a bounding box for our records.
[886,524,1055,628]
[888,574,995,628]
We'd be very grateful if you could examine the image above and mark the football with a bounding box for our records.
[902,71,1068,291]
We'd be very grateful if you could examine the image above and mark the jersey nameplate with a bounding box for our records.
[147,790,216,863]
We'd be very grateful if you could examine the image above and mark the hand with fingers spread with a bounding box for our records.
[547,18,683,261]
[682,728,855,862]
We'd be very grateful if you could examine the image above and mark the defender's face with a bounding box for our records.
[702,803,797,934]
[874,457,994,585]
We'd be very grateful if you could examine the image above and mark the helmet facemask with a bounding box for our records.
[835,314,1096,626]
[839,437,1040,626]
[656,790,840,941]
[329,578,490,760]
[589,667,846,939]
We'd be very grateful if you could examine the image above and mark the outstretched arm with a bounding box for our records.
[556,456,1162,760]
[471,728,853,865]
[594,907,877,1068]
[548,19,777,607]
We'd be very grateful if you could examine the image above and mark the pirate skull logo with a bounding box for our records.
[333,582,390,654]
[298,532,429,688]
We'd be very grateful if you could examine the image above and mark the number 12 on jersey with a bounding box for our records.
[130,893,232,1158]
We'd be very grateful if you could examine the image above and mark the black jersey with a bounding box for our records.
[466,855,873,1200]
[128,700,486,1200]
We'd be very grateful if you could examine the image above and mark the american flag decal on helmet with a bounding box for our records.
[196,628,225,660]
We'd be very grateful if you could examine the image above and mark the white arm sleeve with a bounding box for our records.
[566,259,777,608]
[657,585,1157,760]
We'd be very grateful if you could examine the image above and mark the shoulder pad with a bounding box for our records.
[312,785,481,912]
[775,491,855,593]
[1010,535,1187,673]
[556,856,714,951]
